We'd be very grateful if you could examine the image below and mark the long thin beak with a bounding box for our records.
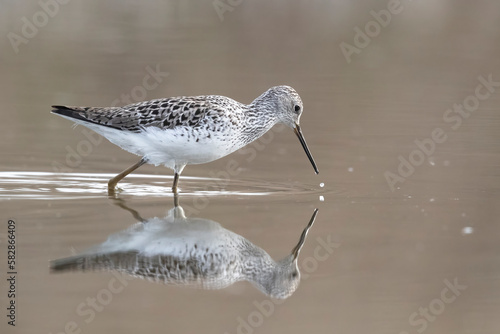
[291,209,319,261]
[293,124,319,174]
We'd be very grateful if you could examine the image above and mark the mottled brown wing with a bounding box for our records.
[52,96,211,133]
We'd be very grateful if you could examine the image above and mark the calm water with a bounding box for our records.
[1,1,500,333]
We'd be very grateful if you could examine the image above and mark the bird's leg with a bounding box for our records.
[172,164,186,194]
[108,158,147,193]
[172,172,180,193]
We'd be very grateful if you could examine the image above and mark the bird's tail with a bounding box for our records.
[51,105,91,123]
[50,253,113,273]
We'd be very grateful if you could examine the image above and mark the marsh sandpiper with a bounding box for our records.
[52,86,319,193]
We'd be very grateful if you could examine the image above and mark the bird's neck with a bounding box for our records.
[242,98,279,144]
[241,250,277,293]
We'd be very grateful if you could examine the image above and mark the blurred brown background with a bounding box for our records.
[1,1,500,333]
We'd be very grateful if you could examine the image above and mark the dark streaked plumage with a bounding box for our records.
[52,95,243,133]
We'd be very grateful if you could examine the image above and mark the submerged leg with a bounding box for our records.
[108,158,147,192]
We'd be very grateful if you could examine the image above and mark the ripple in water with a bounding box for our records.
[0,172,322,200]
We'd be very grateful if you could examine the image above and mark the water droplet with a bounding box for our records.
[319,182,325,188]
[319,195,324,202]
[461,227,473,235]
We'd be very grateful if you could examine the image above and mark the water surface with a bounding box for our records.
[1,1,500,333]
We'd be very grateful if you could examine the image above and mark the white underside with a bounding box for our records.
[92,215,241,256]
[62,116,240,170]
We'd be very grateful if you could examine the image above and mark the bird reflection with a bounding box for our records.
[51,199,318,299]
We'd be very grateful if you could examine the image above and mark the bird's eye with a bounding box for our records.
[294,105,301,113]
[291,272,298,279]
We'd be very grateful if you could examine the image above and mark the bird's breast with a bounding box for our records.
[137,126,246,167]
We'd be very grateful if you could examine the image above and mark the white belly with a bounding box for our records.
[72,120,241,169]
